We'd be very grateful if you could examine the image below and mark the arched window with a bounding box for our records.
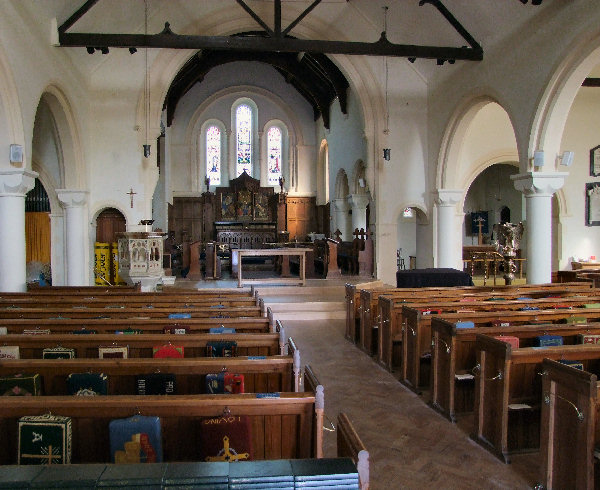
[206,125,221,185]
[267,126,282,185]
[236,104,252,177]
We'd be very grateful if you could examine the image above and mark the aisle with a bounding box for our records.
[282,318,537,490]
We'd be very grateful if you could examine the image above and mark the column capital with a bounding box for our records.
[57,189,88,208]
[433,189,463,207]
[348,193,370,210]
[332,198,350,212]
[0,169,37,197]
[511,172,567,197]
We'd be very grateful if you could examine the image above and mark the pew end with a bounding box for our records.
[540,358,598,490]
[337,412,370,490]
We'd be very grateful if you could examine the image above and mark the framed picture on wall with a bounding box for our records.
[585,183,600,226]
[590,145,600,176]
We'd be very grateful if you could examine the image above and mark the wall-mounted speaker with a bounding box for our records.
[9,144,23,164]
[561,151,574,166]
[533,150,544,167]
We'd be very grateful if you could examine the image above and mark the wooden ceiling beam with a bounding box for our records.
[59,29,483,60]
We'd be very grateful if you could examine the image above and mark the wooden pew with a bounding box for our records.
[0,316,272,334]
[402,306,600,394]
[358,282,594,356]
[473,336,600,463]
[539,358,599,490]
[379,293,600,373]
[0,332,284,358]
[0,355,299,395]
[0,392,321,464]
[0,304,263,319]
[27,284,141,293]
[430,319,600,422]
[344,281,385,342]
[0,295,258,309]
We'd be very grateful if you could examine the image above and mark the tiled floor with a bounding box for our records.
[176,275,540,489]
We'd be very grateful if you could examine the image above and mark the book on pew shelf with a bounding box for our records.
[42,346,76,359]
[455,321,475,329]
[561,316,587,324]
[0,327,7,335]
[109,415,163,463]
[23,328,51,335]
[580,334,600,344]
[209,327,237,334]
[205,373,245,394]
[167,313,192,319]
[136,373,176,395]
[518,306,539,311]
[584,303,600,309]
[494,336,520,349]
[67,372,108,396]
[18,414,72,464]
[71,328,97,335]
[163,325,189,334]
[552,304,572,309]
[558,359,584,370]
[419,309,440,315]
[291,458,359,488]
[115,328,143,334]
[0,373,41,396]
[206,341,236,357]
[490,320,511,327]
[228,460,294,488]
[152,344,184,358]
[199,414,253,462]
[98,345,128,359]
[0,345,19,359]
[162,461,229,488]
[535,335,563,347]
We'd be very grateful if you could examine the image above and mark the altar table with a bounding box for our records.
[235,248,313,287]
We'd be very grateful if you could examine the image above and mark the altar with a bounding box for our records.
[234,248,313,287]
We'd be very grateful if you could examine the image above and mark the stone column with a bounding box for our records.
[349,194,369,235]
[512,172,567,284]
[434,189,463,269]
[0,169,37,291]
[57,189,89,286]
[332,198,350,240]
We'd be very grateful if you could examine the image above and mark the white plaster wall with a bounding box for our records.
[32,102,61,187]
[559,87,600,268]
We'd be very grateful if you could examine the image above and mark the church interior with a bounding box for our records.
[1,0,600,488]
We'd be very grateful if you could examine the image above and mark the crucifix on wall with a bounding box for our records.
[475,215,486,245]
[127,188,136,208]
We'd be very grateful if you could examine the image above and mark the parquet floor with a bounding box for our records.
[283,318,540,490]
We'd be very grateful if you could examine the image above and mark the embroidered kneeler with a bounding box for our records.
[18,414,72,464]
[109,415,163,463]
[199,414,253,462]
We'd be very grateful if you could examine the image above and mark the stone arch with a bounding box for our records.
[37,85,85,189]
[437,94,518,190]
[350,159,369,196]
[531,34,600,163]
[316,139,329,206]
[334,168,350,200]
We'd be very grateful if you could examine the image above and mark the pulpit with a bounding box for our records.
[117,232,166,291]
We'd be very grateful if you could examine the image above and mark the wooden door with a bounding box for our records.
[286,197,316,241]
[96,208,126,243]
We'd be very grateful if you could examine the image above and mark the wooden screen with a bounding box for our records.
[286,196,316,241]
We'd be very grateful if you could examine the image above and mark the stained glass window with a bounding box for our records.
[206,125,221,185]
[236,105,252,177]
[267,127,282,185]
